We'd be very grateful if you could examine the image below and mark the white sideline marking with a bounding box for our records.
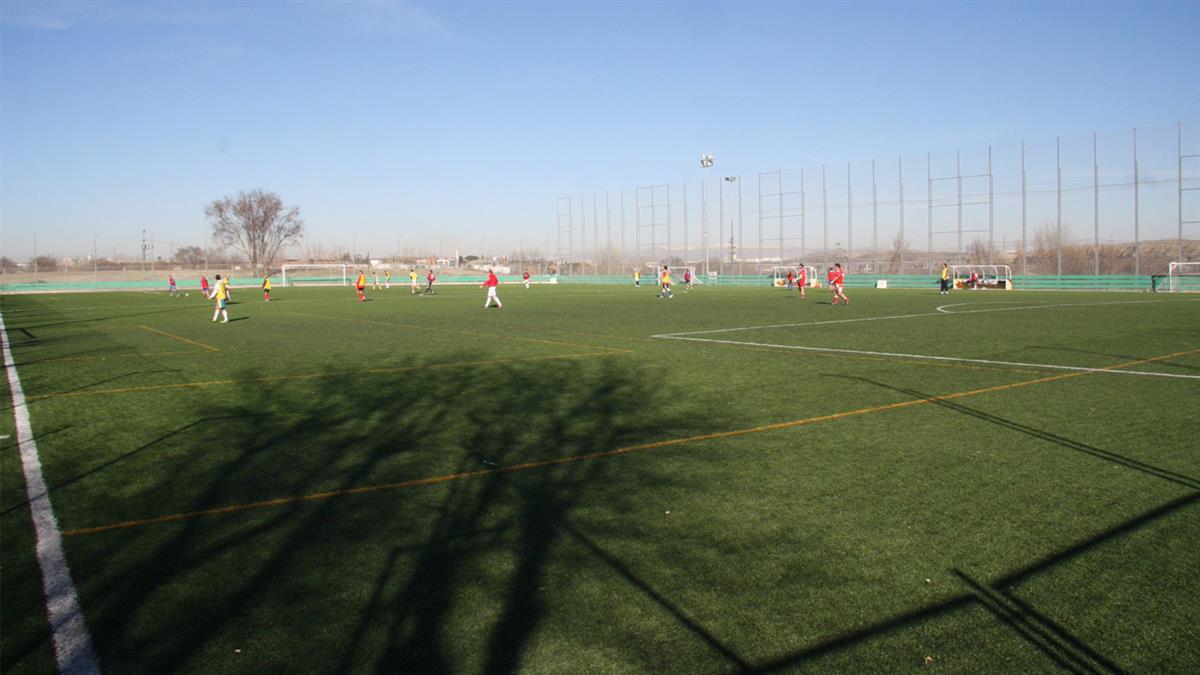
[653,334,1200,380]
[0,311,100,674]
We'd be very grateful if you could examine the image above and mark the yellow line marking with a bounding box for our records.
[61,346,1199,537]
[139,325,220,353]
[283,310,630,353]
[32,349,631,401]
[14,350,198,365]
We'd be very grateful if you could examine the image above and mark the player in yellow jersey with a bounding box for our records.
[409,269,419,294]
[355,271,367,302]
[658,265,673,299]
[262,275,271,302]
[939,262,950,295]
[211,274,230,323]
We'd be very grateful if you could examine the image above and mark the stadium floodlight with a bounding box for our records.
[700,154,714,275]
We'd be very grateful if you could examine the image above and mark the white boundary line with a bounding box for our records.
[652,299,1200,381]
[1,311,100,674]
[653,335,1200,380]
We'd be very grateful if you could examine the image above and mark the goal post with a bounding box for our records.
[666,266,698,286]
[950,264,1013,290]
[772,265,817,288]
[1152,262,1200,292]
[281,264,350,286]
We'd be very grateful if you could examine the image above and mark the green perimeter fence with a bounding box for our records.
[0,274,1171,293]
[555,274,1158,291]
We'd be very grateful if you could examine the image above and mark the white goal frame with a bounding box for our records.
[950,264,1013,290]
[772,265,817,288]
[1164,261,1200,292]
[666,266,698,286]
[281,264,350,286]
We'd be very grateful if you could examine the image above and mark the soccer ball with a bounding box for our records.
[185,293,189,297]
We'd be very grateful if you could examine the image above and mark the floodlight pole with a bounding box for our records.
[700,154,714,275]
[737,175,743,275]
[718,179,724,275]
[723,177,737,273]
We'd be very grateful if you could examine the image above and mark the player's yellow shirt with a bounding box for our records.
[634,272,640,280]
[941,268,949,280]
[262,278,271,291]
[214,279,228,301]
[661,272,671,285]
[409,271,418,282]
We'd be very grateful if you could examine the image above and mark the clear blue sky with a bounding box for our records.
[2,0,1197,261]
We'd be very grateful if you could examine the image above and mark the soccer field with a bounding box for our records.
[3,284,1198,673]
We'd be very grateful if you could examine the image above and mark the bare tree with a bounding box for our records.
[966,237,996,264]
[1031,223,1090,274]
[887,230,908,274]
[175,246,206,265]
[205,189,304,275]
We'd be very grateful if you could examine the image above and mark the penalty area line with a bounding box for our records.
[657,298,1187,339]
[0,311,100,673]
[653,335,1200,381]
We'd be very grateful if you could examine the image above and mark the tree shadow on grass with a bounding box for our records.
[721,375,1200,672]
[1024,343,1200,373]
[62,354,709,673]
[741,491,1198,673]
[833,375,1199,491]
[0,369,179,413]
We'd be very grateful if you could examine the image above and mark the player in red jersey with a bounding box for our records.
[796,265,807,299]
[482,269,503,308]
[830,263,849,304]
[355,270,366,302]
[684,268,692,291]
[424,270,436,295]
[200,274,211,299]
[522,271,531,289]
[786,270,795,288]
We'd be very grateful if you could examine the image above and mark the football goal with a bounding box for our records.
[666,266,698,286]
[280,264,350,287]
[951,264,1013,290]
[1151,262,1200,292]
[772,266,817,288]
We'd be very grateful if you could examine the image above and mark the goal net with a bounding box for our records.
[666,266,698,286]
[951,264,1013,290]
[772,266,817,288]
[1151,262,1200,292]
[281,264,350,286]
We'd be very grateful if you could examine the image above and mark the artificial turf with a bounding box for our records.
[2,283,1198,673]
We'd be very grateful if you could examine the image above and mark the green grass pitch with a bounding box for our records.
[2,283,1198,672]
